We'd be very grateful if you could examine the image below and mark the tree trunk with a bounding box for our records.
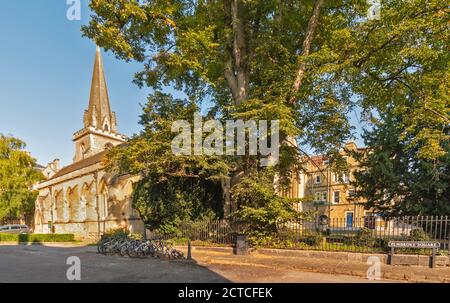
[224,0,249,106]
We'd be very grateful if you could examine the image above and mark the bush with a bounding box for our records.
[0,233,75,242]
[247,234,313,249]
[373,238,389,250]
[354,227,376,247]
[408,228,429,241]
[333,228,377,247]
[103,228,129,240]
[99,228,143,244]
[247,231,323,248]
[232,171,304,235]
[300,234,322,246]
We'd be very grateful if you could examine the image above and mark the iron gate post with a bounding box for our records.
[431,247,436,268]
[388,247,394,265]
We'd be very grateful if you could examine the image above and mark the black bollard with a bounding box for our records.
[187,240,192,259]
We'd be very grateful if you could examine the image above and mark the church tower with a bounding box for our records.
[72,46,126,162]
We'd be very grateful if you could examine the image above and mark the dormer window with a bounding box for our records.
[103,123,109,132]
[315,175,321,184]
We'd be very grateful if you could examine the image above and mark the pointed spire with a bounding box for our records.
[84,46,116,132]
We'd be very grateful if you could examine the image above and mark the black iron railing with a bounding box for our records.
[146,216,450,254]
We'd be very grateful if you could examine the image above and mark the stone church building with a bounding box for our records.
[34,47,144,238]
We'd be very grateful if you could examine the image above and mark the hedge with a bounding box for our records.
[0,233,75,242]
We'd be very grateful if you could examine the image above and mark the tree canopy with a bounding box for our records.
[0,134,44,223]
[83,0,448,157]
[82,0,449,224]
[353,112,450,216]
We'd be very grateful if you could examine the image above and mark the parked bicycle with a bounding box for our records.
[97,236,185,260]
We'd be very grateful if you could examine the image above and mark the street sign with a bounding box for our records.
[388,241,440,249]
[388,241,441,268]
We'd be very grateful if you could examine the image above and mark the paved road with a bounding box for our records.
[0,245,381,283]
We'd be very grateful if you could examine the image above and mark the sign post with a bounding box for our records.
[388,241,440,268]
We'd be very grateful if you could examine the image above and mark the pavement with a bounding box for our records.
[186,246,450,283]
[0,244,385,283]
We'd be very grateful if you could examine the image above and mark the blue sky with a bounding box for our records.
[0,1,365,168]
[0,1,151,166]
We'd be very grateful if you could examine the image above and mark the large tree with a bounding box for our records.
[0,134,44,224]
[353,111,449,216]
[106,93,229,231]
[82,0,449,225]
[82,0,358,163]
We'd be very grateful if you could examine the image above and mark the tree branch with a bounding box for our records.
[289,0,325,105]
[224,57,239,101]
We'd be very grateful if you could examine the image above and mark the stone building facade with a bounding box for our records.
[34,47,144,238]
[286,142,373,226]
[300,142,368,222]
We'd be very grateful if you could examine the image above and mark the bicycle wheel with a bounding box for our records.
[127,242,140,258]
[97,240,104,254]
[114,240,125,255]
[147,243,156,258]
[101,243,108,255]
[102,241,112,255]
[119,242,129,256]
[172,250,184,259]
[136,245,147,259]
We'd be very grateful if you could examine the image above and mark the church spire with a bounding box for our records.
[73,46,126,163]
[84,46,117,133]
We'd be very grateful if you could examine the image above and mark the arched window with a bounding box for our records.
[98,181,108,219]
[67,186,80,222]
[54,190,65,222]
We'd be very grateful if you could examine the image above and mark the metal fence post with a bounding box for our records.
[448,236,450,257]
[445,216,450,255]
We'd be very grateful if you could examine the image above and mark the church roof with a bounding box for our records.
[49,151,107,181]
[35,163,45,171]
[84,46,115,131]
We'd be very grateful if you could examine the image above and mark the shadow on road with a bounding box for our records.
[0,244,232,283]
